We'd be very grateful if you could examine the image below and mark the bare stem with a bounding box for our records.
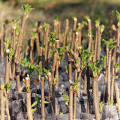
[25,76,33,120]
[41,77,45,120]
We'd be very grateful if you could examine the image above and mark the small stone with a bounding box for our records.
[101,105,119,120]
[57,97,69,114]
[56,113,69,120]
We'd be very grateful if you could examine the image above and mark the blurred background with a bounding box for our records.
[1,0,120,31]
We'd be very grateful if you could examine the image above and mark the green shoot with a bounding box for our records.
[43,22,50,32]
[115,63,120,73]
[5,38,11,48]
[88,60,102,77]
[26,87,30,92]
[100,25,105,33]
[22,4,34,14]
[99,101,104,113]
[79,49,94,70]
[95,19,100,28]
[75,58,80,65]
[65,65,68,73]
[50,49,55,57]
[89,89,92,93]
[81,21,87,28]
[20,57,30,69]
[62,94,69,106]
[73,79,80,92]
[59,112,63,115]
[116,10,120,26]
[57,47,65,59]
[107,100,113,106]
[5,83,13,93]
[101,54,106,69]
[48,32,56,47]
[0,83,4,90]
[8,48,15,61]
[102,39,117,52]
[31,94,49,113]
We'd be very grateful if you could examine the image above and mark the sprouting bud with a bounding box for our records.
[61,85,64,88]
[75,32,79,39]
[48,72,51,76]
[12,25,16,29]
[25,74,29,80]
[89,34,92,38]
[88,18,91,22]
[74,17,77,22]
[6,49,10,53]
[69,80,74,85]
[25,77,29,81]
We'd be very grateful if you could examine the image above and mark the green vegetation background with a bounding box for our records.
[1,0,120,22]
[1,0,120,38]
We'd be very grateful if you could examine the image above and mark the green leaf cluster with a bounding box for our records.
[5,39,11,48]
[95,19,100,28]
[89,89,92,93]
[26,87,30,92]
[84,16,89,21]
[75,58,80,65]
[107,100,113,106]
[22,4,34,14]
[87,29,92,38]
[62,94,69,106]
[5,83,13,93]
[100,25,105,33]
[73,79,80,92]
[81,21,87,28]
[8,48,15,61]
[73,28,80,33]
[79,49,94,69]
[20,57,30,68]
[57,47,65,59]
[116,10,120,26]
[102,39,117,52]
[101,54,106,68]
[43,22,50,32]
[20,58,49,79]
[54,16,59,22]
[42,68,50,79]
[50,49,55,57]
[48,32,56,46]
[12,18,19,32]
[31,94,49,113]
[115,63,120,73]
[88,60,102,77]
[99,101,104,113]
[12,18,19,27]
[66,42,71,51]
[31,30,37,39]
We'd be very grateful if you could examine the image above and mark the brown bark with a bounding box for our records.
[93,77,100,120]
[115,84,120,119]
[0,89,5,120]
[41,77,45,120]
[68,56,73,120]
[25,76,33,120]
[107,52,111,101]
[5,55,10,84]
